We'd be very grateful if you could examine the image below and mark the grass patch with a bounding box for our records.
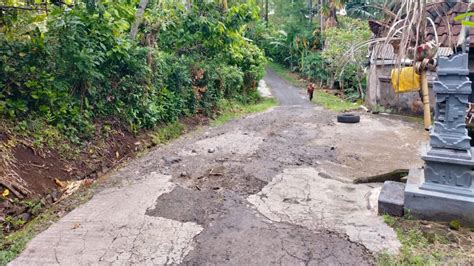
[313,91,361,112]
[0,209,59,265]
[211,98,277,126]
[150,121,185,145]
[378,216,473,265]
[267,62,306,87]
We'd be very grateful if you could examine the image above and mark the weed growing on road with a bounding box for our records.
[0,185,96,266]
[0,210,57,266]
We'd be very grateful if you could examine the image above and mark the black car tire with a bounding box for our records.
[337,114,360,124]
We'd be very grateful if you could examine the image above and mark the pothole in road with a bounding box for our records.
[173,165,268,196]
[146,186,229,225]
[179,131,264,156]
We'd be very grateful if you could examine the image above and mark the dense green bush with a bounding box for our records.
[0,0,266,140]
[322,17,370,99]
[301,52,329,83]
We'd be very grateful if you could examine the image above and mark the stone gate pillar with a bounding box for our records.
[405,46,474,226]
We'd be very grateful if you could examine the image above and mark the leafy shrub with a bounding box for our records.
[322,17,371,98]
[0,0,266,141]
[301,52,329,83]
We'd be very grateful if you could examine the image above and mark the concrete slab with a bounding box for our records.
[10,172,203,265]
[378,181,405,217]
[247,167,401,254]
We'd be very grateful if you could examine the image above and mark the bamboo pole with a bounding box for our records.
[420,0,431,130]
[421,71,431,130]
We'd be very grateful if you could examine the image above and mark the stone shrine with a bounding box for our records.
[405,42,474,226]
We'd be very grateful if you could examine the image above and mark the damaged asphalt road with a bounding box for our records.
[11,68,427,265]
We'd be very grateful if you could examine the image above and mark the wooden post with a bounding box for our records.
[421,71,431,130]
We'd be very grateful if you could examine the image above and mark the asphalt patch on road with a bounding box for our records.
[146,186,232,225]
[146,186,375,265]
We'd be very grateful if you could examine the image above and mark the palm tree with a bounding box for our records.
[345,0,398,20]
[319,0,346,29]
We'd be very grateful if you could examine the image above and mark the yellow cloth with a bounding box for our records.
[391,67,421,93]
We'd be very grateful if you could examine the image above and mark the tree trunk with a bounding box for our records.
[265,0,269,27]
[320,0,324,32]
[222,0,227,11]
[308,0,313,24]
[325,6,337,28]
[129,0,149,39]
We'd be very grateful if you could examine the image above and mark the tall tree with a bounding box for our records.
[129,0,150,39]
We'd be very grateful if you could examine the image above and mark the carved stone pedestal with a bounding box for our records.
[404,51,474,226]
[405,168,474,226]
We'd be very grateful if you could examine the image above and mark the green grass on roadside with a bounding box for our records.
[378,215,470,265]
[211,98,277,126]
[0,188,96,266]
[0,211,58,266]
[313,91,361,112]
[267,62,360,112]
[150,121,185,145]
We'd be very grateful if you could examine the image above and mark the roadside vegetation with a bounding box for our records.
[211,98,277,126]
[250,0,371,102]
[0,0,269,256]
[380,215,474,265]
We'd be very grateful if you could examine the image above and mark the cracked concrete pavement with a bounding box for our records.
[11,68,428,265]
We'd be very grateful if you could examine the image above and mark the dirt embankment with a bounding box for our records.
[0,116,208,233]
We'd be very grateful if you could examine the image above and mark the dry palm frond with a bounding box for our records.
[340,0,466,74]
[374,1,467,67]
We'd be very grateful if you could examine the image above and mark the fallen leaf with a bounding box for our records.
[2,189,9,197]
[115,151,120,159]
[54,178,68,189]
[83,179,94,187]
